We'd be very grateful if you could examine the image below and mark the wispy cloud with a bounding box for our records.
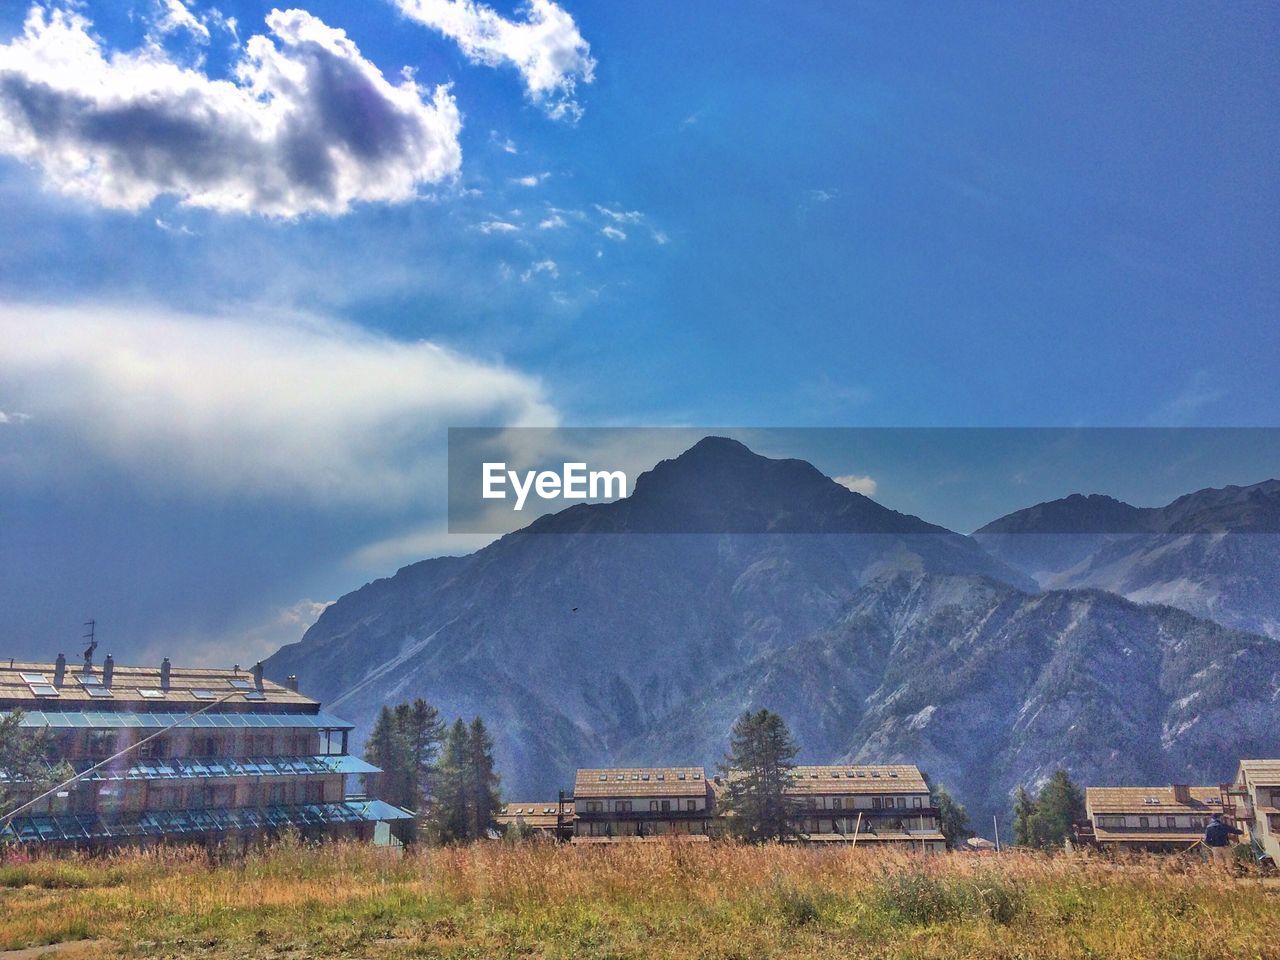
[601,225,626,241]
[520,259,558,281]
[0,302,556,504]
[392,0,595,121]
[477,219,520,234]
[511,172,550,187]
[595,204,644,224]
[153,0,210,42]
[489,130,518,154]
[0,6,461,216]
[538,213,567,230]
[834,474,878,497]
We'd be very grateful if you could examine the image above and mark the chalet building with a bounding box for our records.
[0,655,412,848]
[572,767,714,841]
[1080,784,1223,851]
[1226,760,1280,865]
[496,797,574,840]
[784,765,946,851]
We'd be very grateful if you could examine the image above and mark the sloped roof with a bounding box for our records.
[0,659,316,711]
[1238,759,1280,787]
[786,765,929,795]
[497,800,571,829]
[574,767,708,798]
[1086,785,1221,815]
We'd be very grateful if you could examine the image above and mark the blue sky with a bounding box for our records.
[0,0,1277,666]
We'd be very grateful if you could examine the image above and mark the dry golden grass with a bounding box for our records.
[0,839,1276,959]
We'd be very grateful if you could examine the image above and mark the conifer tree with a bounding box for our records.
[1012,785,1036,847]
[719,708,799,842]
[433,718,472,841]
[465,717,502,839]
[931,782,971,850]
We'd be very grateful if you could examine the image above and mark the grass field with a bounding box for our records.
[0,839,1276,959]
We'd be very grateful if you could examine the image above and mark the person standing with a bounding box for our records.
[1203,812,1243,867]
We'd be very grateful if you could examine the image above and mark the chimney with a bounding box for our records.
[286,675,299,693]
[54,653,66,687]
[252,661,264,690]
[160,657,171,691]
[1173,784,1191,804]
[103,654,114,688]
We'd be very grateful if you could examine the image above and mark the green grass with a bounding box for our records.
[0,839,1275,958]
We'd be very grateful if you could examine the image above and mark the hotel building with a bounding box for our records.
[0,654,412,848]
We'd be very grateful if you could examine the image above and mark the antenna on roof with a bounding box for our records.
[82,619,97,671]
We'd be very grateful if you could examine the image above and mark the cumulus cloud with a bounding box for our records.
[393,0,595,121]
[537,213,567,229]
[511,171,549,187]
[834,474,878,497]
[0,302,555,504]
[0,6,462,216]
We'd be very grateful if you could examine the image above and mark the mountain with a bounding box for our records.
[976,479,1280,637]
[264,439,1280,826]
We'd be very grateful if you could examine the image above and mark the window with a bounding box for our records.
[649,800,659,812]
[832,798,842,810]
[1166,817,1177,829]
[872,797,882,809]
[29,683,59,697]
[913,797,923,808]
[661,799,670,812]
[139,737,168,760]
[686,800,696,811]
[616,800,632,812]
[190,689,217,700]
[228,678,253,689]
[1139,816,1150,828]
[305,781,325,803]
[586,801,602,812]
[243,691,266,701]
[898,797,907,809]
[137,688,165,699]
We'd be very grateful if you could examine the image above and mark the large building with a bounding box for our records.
[1080,784,1223,851]
[0,654,412,848]
[1227,760,1280,865]
[572,767,714,841]
[785,764,946,851]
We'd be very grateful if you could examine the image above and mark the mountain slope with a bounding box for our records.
[265,440,1280,826]
[976,479,1280,637]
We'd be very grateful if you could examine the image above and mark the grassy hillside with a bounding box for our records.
[0,840,1276,959]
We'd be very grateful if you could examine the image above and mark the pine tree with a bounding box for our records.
[1029,769,1084,848]
[433,719,471,842]
[1012,785,1036,847]
[465,717,502,839]
[931,782,971,850]
[719,708,799,842]
[365,706,414,809]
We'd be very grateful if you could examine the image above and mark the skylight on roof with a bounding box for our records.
[243,691,266,701]
[76,674,103,687]
[191,689,217,700]
[228,678,253,690]
[598,774,607,781]
[137,688,164,699]
[677,773,686,780]
[19,672,47,684]
[693,772,701,780]
[85,687,113,698]
[29,683,59,697]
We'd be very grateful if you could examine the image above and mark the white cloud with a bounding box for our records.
[652,229,670,245]
[489,129,518,153]
[595,204,644,224]
[154,217,197,236]
[834,474,878,497]
[350,526,496,569]
[154,0,211,42]
[0,6,462,216]
[600,225,626,241]
[520,259,558,281]
[537,213,567,229]
[0,302,556,504]
[511,171,550,187]
[144,598,335,668]
[477,219,519,233]
[393,0,594,121]
[0,410,32,425]
[808,188,837,203]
